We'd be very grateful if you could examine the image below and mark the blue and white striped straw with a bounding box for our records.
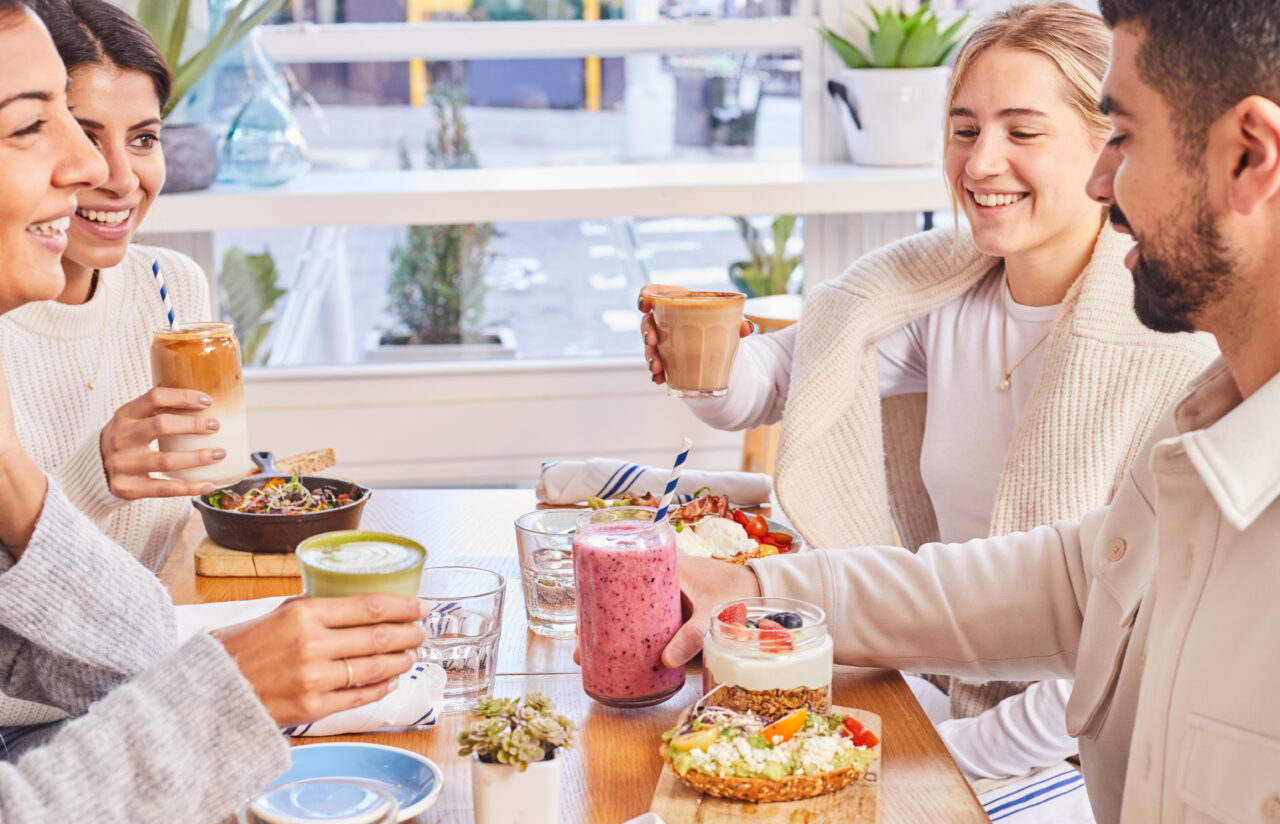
[653,437,693,522]
[152,259,176,330]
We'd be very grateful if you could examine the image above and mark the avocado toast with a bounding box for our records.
[659,702,880,803]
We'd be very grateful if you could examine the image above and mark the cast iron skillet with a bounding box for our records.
[192,451,371,553]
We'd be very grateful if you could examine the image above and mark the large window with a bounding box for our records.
[146,0,951,371]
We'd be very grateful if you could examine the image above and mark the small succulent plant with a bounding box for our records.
[457,693,577,771]
[820,1,968,70]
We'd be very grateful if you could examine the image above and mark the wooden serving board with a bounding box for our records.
[650,707,881,823]
[193,537,300,577]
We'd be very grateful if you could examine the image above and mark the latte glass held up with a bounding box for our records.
[150,319,252,485]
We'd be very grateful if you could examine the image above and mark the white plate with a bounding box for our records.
[764,518,806,555]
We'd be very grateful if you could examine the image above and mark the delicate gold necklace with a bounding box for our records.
[74,270,109,391]
[998,287,1052,392]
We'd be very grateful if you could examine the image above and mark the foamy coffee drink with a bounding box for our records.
[650,291,746,398]
[150,322,251,484]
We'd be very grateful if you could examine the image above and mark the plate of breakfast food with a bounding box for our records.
[587,491,805,563]
[650,686,881,821]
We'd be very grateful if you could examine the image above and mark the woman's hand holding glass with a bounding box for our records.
[99,387,227,498]
[211,594,428,726]
[637,285,753,385]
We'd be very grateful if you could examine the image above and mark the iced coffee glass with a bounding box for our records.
[649,291,746,398]
[150,321,252,485]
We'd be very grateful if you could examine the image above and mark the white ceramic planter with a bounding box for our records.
[471,753,563,824]
[828,66,950,167]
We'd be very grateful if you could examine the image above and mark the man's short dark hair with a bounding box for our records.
[1099,0,1280,166]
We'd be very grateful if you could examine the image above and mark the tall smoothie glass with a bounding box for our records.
[573,506,683,707]
[150,321,252,484]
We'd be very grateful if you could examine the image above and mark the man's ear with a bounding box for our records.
[1223,95,1280,216]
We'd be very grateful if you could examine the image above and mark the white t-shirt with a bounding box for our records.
[876,268,1059,544]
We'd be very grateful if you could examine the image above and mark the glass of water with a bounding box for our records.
[514,510,579,639]
[417,566,505,713]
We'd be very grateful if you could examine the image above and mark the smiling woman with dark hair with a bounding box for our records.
[0,0,220,582]
[0,9,429,818]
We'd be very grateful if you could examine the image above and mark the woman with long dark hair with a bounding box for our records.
[0,5,425,817]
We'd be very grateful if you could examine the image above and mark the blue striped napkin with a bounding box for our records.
[979,764,1094,823]
[536,458,772,506]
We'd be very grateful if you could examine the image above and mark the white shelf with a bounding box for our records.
[145,162,949,233]
[257,18,818,62]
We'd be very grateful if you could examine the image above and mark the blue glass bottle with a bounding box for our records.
[220,84,311,186]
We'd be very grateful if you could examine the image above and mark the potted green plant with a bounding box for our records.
[458,693,577,824]
[820,1,968,166]
[219,246,284,364]
[728,214,801,298]
[372,85,514,361]
[136,0,285,191]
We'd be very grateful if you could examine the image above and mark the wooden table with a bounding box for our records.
[161,489,985,823]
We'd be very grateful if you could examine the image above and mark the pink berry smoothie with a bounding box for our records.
[573,511,684,707]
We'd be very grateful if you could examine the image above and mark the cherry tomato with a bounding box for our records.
[731,509,750,528]
[841,715,880,748]
[746,514,769,538]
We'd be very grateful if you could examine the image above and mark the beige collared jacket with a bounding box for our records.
[751,356,1280,823]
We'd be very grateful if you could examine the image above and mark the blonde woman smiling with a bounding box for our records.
[640,2,1216,810]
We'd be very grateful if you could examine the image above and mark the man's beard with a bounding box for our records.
[1113,201,1234,334]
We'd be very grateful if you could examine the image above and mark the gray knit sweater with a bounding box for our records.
[0,482,289,821]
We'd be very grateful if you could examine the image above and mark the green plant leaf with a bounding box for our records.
[137,0,182,59]
[729,262,769,299]
[901,4,928,40]
[770,214,797,264]
[219,246,285,364]
[163,0,191,72]
[931,12,970,64]
[731,216,767,265]
[818,27,871,70]
[870,7,905,68]
[899,16,940,68]
[164,0,286,118]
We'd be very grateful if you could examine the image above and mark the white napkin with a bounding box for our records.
[621,815,667,824]
[536,458,771,505]
[174,598,446,737]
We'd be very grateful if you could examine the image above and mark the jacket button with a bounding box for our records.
[1264,793,1280,822]
[1107,539,1127,562]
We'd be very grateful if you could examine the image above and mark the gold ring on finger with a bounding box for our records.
[343,657,354,689]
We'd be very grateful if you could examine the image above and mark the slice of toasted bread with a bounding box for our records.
[658,745,870,803]
[275,448,337,477]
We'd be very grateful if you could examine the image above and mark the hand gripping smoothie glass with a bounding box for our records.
[573,506,684,707]
[649,290,746,398]
[150,321,252,485]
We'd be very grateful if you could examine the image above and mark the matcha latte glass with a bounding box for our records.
[296,531,427,597]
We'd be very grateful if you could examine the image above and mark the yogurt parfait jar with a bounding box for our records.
[703,596,833,715]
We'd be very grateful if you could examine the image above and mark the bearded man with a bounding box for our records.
[663,2,1280,821]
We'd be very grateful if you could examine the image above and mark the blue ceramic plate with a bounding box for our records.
[269,743,443,822]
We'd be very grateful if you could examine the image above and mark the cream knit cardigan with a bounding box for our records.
[774,223,1218,717]
[777,222,1218,551]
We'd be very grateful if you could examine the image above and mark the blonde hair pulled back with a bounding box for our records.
[943,2,1111,223]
